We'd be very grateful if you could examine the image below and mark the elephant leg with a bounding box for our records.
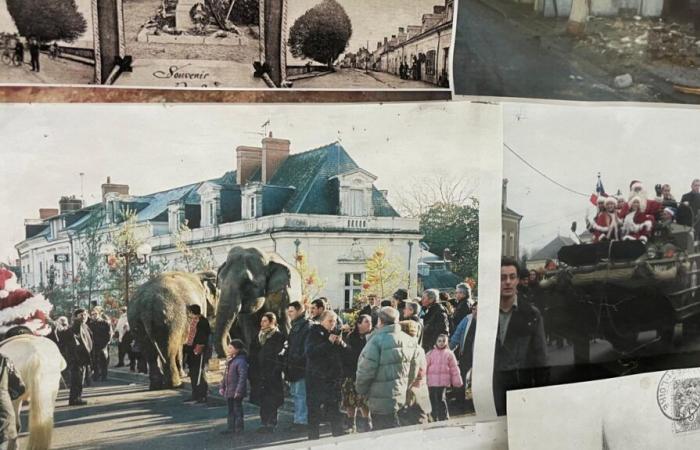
[167,335,183,389]
[146,341,164,391]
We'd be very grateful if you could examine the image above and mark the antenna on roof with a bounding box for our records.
[79,172,85,202]
[262,119,271,138]
[337,129,342,143]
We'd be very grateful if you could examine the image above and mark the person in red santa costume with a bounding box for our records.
[620,180,664,219]
[0,267,53,336]
[622,197,655,243]
[590,196,623,242]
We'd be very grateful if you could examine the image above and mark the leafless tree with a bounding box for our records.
[391,175,477,218]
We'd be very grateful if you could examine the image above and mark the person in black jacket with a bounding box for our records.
[183,304,211,404]
[88,307,112,382]
[420,289,450,353]
[0,353,25,450]
[452,283,472,329]
[305,310,346,440]
[249,312,286,433]
[64,309,93,406]
[285,301,312,429]
[341,314,372,432]
[493,258,548,416]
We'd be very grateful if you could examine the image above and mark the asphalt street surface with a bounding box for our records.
[17,370,310,450]
[452,0,628,100]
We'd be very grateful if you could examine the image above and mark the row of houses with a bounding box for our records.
[520,0,663,18]
[15,135,465,310]
[340,0,454,87]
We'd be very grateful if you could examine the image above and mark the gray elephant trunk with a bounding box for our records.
[213,302,238,358]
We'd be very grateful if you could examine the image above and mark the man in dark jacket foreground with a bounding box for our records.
[493,258,548,415]
[421,289,450,352]
[305,310,347,440]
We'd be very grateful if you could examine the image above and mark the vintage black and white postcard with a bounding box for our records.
[0,0,456,90]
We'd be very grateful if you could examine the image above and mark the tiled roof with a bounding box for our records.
[268,142,399,217]
[26,143,399,242]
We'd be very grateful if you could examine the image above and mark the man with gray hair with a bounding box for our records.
[420,289,449,353]
[452,283,472,329]
[355,307,422,430]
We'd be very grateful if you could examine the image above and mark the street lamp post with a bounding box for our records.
[101,241,152,306]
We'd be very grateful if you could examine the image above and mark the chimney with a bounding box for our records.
[39,208,59,219]
[434,5,446,14]
[398,27,405,33]
[101,177,129,202]
[59,195,83,214]
[236,145,263,185]
[261,133,291,184]
[383,37,388,47]
[502,178,509,211]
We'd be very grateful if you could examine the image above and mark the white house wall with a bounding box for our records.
[150,230,422,310]
[382,27,452,85]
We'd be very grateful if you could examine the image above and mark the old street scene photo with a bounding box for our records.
[111,0,266,87]
[285,0,454,89]
[0,102,497,449]
[494,102,700,417]
[453,0,700,103]
[0,0,96,85]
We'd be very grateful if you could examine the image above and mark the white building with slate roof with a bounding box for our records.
[15,136,422,310]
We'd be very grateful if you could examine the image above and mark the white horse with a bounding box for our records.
[0,334,66,450]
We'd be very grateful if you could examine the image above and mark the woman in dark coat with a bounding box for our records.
[248,312,286,433]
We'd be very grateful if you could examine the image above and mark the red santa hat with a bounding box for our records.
[0,267,20,299]
[630,180,643,192]
[0,268,52,336]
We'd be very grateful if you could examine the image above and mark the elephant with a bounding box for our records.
[128,270,218,390]
[213,246,302,357]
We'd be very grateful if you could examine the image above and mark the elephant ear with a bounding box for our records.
[266,259,291,294]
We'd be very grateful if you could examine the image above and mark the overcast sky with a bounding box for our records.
[287,0,440,64]
[503,103,700,254]
[0,0,93,44]
[0,102,498,263]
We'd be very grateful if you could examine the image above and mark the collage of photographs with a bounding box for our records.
[1,1,700,450]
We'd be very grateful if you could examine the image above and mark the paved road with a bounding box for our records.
[292,68,437,89]
[17,370,311,450]
[453,0,629,100]
[0,55,94,85]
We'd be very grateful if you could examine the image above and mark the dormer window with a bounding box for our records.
[242,183,263,220]
[331,169,378,217]
[197,182,222,227]
[168,202,185,233]
[49,218,63,240]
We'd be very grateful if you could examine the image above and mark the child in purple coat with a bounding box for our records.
[219,339,248,434]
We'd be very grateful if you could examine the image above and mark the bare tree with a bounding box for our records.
[391,175,477,218]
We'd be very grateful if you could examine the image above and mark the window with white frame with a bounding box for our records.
[348,189,365,216]
[344,272,364,309]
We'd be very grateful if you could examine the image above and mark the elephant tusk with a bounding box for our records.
[246,269,254,282]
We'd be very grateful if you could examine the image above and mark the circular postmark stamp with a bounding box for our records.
[657,368,700,422]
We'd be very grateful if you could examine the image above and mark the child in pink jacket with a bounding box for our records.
[426,333,463,421]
